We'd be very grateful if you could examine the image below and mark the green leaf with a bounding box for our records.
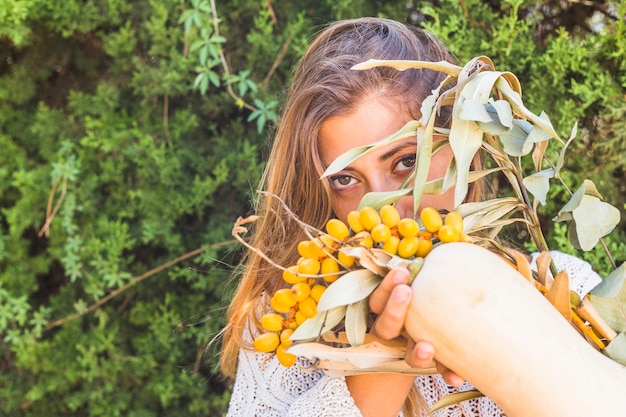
[525,112,554,145]
[289,306,347,342]
[589,263,626,333]
[522,168,554,205]
[498,119,534,156]
[358,188,413,211]
[603,332,626,366]
[449,71,504,206]
[321,121,420,179]
[458,98,492,123]
[345,299,369,346]
[555,122,577,175]
[554,180,620,250]
[474,100,514,135]
[317,269,381,312]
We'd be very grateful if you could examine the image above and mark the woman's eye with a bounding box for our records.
[330,175,356,190]
[395,154,416,172]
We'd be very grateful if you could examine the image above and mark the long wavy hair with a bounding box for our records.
[220,17,467,416]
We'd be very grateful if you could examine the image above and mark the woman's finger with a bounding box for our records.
[436,361,465,387]
[406,339,436,369]
[370,284,412,339]
[369,267,410,314]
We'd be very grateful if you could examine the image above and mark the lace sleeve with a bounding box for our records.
[226,344,361,417]
[530,250,602,297]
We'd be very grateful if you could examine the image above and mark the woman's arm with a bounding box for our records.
[346,267,462,417]
[405,243,626,417]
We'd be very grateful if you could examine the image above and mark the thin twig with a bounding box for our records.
[38,177,67,238]
[42,241,235,333]
[209,0,256,112]
[261,30,294,88]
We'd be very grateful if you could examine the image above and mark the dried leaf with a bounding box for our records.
[288,340,407,369]
[513,250,533,283]
[339,247,389,276]
[322,331,408,349]
[531,139,549,172]
[589,263,626,333]
[345,298,369,346]
[317,269,381,312]
[545,270,572,322]
[317,359,437,377]
[535,251,554,289]
[460,199,523,234]
[427,390,485,415]
[351,59,462,77]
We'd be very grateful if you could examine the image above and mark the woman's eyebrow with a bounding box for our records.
[378,141,417,162]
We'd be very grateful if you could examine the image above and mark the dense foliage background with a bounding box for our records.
[1,0,624,415]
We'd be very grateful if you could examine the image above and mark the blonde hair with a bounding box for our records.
[220,17,462,416]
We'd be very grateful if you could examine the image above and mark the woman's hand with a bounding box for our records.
[369,267,464,387]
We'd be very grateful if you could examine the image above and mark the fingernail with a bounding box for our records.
[393,286,410,302]
[417,347,433,360]
[392,268,409,284]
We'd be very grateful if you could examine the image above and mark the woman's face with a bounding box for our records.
[318,99,455,224]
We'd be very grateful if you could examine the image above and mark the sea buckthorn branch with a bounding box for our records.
[234,55,624,376]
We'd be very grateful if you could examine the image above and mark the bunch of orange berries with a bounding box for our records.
[253,205,469,366]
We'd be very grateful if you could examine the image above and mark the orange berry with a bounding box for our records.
[310,284,326,303]
[398,236,419,259]
[321,257,341,283]
[371,224,391,243]
[337,251,356,268]
[326,218,350,241]
[295,311,307,326]
[382,235,400,255]
[253,332,280,353]
[282,265,306,284]
[421,207,442,233]
[280,328,295,348]
[272,288,297,309]
[347,210,364,233]
[298,297,317,318]
[291,282,311,302]
[298,258,321,275]
[380,205,401,228]
[438,224,461,243]
[271,296,291,313]
[397,218,419,237]
[444,211,464,234]
[276,343,297,367]
[260,313,284,332]
[297,240,316,259]
[359,206,381,231]
[416,237,433,258]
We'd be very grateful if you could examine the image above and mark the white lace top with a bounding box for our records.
[226,251,602,417]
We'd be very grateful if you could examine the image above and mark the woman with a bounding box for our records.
[219,17,603,416]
